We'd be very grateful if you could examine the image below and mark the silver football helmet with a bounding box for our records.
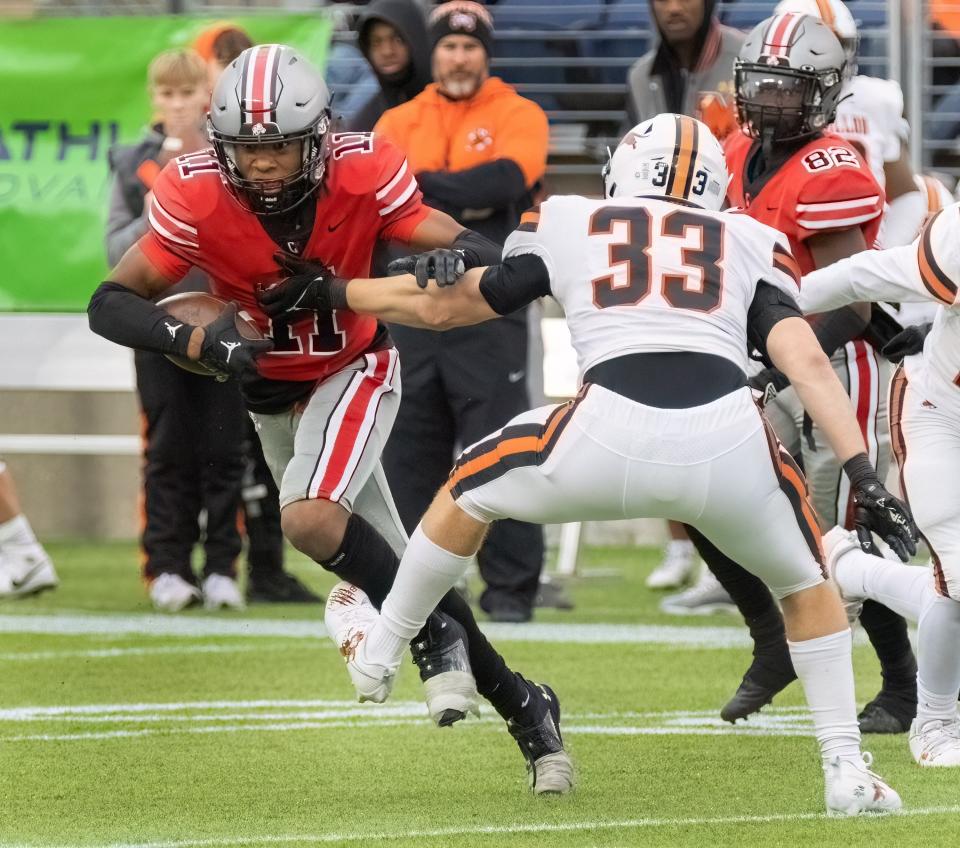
[773,0,859,77]
[209,44,332,215]
[735,13,846,145]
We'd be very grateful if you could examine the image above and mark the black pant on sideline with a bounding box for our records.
[383,314,545,612]
[240,415,285,576]
[135,350,246,581]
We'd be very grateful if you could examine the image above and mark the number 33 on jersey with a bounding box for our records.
[504,195,801,378]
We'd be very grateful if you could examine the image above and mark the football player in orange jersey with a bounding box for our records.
[88,45,571,792]
[686,14,919,732]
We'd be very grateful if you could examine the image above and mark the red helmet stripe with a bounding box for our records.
[764,12,804,57]
[243,45,280,126]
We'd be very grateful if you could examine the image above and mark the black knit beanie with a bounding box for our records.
[428,2,494,54]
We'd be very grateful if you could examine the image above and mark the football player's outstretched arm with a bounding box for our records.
[767,316,917,559]
[345,267,497,329]
[345,252,552,330]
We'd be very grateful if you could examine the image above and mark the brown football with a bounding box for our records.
[156,292,264,376]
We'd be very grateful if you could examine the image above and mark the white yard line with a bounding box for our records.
[0,612,764,647]
[8,805,960,848]
[0,644,268,662]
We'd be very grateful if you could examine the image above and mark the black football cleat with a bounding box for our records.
[508,680,575,795]
[246,571,323,604]
[858,692,916,734]
[411,612,480,727]
[721,660,797,724]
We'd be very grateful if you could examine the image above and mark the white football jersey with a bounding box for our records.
[502,195,801,381]
[800,201,960,415]
[829,75,909,189]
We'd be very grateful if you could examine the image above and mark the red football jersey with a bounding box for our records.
[139,132,429,384]
[724,131,885,275]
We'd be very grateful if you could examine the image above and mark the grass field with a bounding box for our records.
[1,542,957,848]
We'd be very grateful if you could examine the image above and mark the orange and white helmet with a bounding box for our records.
[603,114,729,212]
[773,0,859,75]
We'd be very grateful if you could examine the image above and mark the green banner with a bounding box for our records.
[0,15,332,312]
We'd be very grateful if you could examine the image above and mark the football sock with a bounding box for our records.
[833,546,929,622]
[379,525,473,649]
[688,526,794,686]
[319,513,398,607]
[859,600,917,692]
[0,515,38,548]
[916,595,960,724]
[788,629,863,766]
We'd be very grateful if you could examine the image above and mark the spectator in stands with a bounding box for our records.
[105,48,246,613]
[0,462,57,598]
[324,4,382,127]
[192,22,253,93]
[625,0,745,595]
[351,0,431,131]
[626,0,744,131]
[375,1,550,622]
[106,49,320,611]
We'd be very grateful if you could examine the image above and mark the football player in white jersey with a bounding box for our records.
[800,202,960,766]
[310,114,915,814]
[773,0,932,248]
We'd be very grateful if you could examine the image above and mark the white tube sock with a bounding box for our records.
[834,546,930,622]
[0,515,37,548]
[788,629,862,766]
[916,594,960,724]
[367,525,474,669]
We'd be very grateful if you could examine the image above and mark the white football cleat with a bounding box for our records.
[909,717,960,766]
[659,567,736,616]
[822,526,865,626]
[149,573,201,612]
[646,541,698,589]
[0,545,58,598]
[324,581,395,703]
[824,753,902,816]
[202,574,245,610]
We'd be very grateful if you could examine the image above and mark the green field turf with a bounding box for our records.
[1,543,957,848]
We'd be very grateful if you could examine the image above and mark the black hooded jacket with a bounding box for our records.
[650,0,718,114]
[351,0,432,132]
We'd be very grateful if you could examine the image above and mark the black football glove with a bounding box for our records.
[748,366,791,408]
[257,252,349,319]
[386,248,466,289]
[843,453,918,562]
[880,322,932,363]
[198,302,273,381]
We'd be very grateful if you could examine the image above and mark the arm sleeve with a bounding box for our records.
[138,163,198,282]
[747,280,803,358]
[87,281,192,356]
[798,205,960,313]
[478,253,552,316]
[105,176,148,268]
[372,136,430,243]
[793,159,885,242]
[416,159,528,212]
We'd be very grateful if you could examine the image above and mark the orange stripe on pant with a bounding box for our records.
[447,400,575,493]
[888,366,950,597]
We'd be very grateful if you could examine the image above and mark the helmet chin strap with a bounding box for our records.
[760,126,777,162]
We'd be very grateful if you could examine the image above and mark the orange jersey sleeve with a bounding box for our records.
[491,99,549,188]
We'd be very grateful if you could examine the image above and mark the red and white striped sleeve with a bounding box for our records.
[794,166,884,239]
[372,137,428,243]
[138,161,199,282]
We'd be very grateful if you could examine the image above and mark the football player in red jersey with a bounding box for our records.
[88,45,572,791]
[686,15,918,731]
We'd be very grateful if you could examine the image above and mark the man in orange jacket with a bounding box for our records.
[375,1,551,622]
